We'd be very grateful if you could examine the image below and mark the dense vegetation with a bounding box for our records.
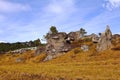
[0,39,41,53]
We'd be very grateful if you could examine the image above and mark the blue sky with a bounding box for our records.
[0,0,120,43]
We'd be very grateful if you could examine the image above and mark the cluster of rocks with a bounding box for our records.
[11,47,37,54]
[35,26,114,61]
[90,33,99,43]
[44,32,73,61]
[35,31,81,61]
[97,26,112,51]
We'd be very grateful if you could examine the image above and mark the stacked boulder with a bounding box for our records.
[90,33,99,43]
[44,32,72,61]
[97,26,112,51]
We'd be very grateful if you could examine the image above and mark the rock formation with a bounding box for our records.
[90,33,99,43]
[97,26,112,51]
[11,47,37,54]
[44,32,72,61]
[35,30,81,61]
[45,32,71,53]
[35,46,45,56]
[68,31,80,41]
[81,45,89,52]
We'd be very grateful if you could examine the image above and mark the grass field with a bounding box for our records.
[0,49,120,80]
[0,60,120,80]
[0,41,120,80]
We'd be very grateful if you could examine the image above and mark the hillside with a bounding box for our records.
[0,34,120,80]
[0,48,120,80]
[0,26,120,80]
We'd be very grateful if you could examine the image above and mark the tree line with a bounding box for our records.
[0,39,41,53]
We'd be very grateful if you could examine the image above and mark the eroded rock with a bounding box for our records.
[90,33,99,43]
[45,32,70,54]
[97,26,112,51]
[81,45,89,52]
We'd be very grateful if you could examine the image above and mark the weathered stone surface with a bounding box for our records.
[90,33,99,43]
[45,32,71,55]
[15,58,25,63]
[11,47,37,54]
[44,53,65,61]
[112,34,120,44]
[81,45,89,52]
[43,32,74,61]
[97,26,112,51]
[35,46,45,56]
[68,31,80,41]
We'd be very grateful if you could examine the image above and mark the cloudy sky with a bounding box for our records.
[0,0,120,43]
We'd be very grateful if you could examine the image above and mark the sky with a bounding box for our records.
[0,0,120,43]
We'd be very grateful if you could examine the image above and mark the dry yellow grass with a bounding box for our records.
[0,42,120,80]
[0,60,120,80]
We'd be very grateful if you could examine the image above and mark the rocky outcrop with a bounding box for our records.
[35,46,45,56]
[90,33,99,43]
[68,31,80,41]
[44,32,72,61]
[81,45,89,52]
[45,32,71,54]
[97,26,112,51]
[112,34,120,44]
[11,47,37,54]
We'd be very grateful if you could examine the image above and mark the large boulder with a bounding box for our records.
[35,46,45,56]
[97,26,112,51]
[81,45,89,52]
[90,33,99,43]
[45,32,71,54]
[68,31,80,41]
[44,32,72,61]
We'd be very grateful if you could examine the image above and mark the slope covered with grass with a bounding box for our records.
[0,39,120,80]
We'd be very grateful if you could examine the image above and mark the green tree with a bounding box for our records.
[33,39,41,46]
[50,26,58,34]
[80,28,87,38]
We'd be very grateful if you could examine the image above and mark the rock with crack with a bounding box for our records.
[44,32,72,61]
[68,31,80,41]
[35,46,45,56]
[90,33,99,43]
[81,45,89,52]
[97,26,112,51]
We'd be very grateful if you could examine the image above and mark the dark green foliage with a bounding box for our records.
[33,39,41,46]
[0,39,42,53]
[80,28,87,37]
[50,26,58,34]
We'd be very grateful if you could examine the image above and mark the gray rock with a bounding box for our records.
[43,55,53,61]
[81,45,89,52]
[90,33,99,43]
[45,32,71,54]
[35,46,45,56]
[68,31,80,41]
[11,47,37,54]
[97,26,112,51]
[16,58,25,63]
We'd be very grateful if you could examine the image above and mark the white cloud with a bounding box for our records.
[0,40,6,43]
[0,0,30,13]
[44,0,75,14]
[103,0,120,10]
